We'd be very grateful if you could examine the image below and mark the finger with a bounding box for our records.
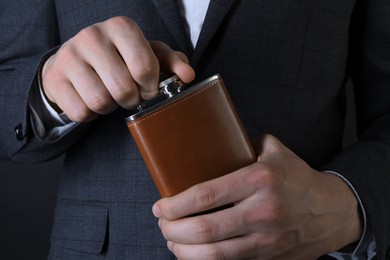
[153,164,258,220]
[77,29,141,109]
[168,231,301,260]
[159,186,291,245]
[150,41,195,83]
[48,79,98,122]
[106,17,160,100]
[167,234,269,260]
[42,56,98,122]
[159,204,250,244]
[167,237,253,260]
[66,59,118,115]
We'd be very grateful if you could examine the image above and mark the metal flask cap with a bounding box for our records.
[158,74,184,97]
[126,74,221,122]
[133,75,184,113]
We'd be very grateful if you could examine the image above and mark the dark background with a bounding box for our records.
[0,83,358,260]
[0,156,63,260]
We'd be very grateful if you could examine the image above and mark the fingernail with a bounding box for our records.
[158,218,162,229]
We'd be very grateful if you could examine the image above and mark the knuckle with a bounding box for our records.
[243,171,285,226]
[140,87,158,101]
[110,83,141,109]
[242,204,262,226]
[245,194,282,226]
[248,163,284,190]
[204,245,225,260]
[194,185,218,209]
[66,105,92,123]
[263,201,283,224]
[55,44,78,67]
[77,25,102,45]
[109,78,136,100]
[74,24,104,50]
[107,16,138,30]
[132,62,157,83]
[87,95,112,114]
[247,164,274,187]
[67,114,84,123]
[132,64,159,100]
[123,96,141,109]
[193,217,215,242]
[108,78,128,95]
[107,16,137,26]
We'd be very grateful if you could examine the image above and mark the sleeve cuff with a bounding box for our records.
[325,170,377,259]
[28,55,76,140]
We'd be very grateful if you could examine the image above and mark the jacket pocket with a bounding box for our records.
[50,201,108,254]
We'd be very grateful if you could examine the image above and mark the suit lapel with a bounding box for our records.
[152,0,192,56]
[152,0,236,70]
[191,0,236,68]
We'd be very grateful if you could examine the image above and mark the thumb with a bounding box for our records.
[150,41,195,83]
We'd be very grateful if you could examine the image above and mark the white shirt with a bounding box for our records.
[29,1,376,258]
[178,0,210,48]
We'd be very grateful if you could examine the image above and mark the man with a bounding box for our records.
[1,0,389,259]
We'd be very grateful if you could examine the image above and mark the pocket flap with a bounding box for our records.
[50,201,108,254]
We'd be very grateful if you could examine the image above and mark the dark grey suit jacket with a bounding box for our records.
[1,0,390,259]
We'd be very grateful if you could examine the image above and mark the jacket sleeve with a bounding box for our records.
[0,1,89,163]
[324,0,390,258]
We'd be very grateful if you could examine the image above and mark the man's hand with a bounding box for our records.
[41,16,195,122]
[153,134,362,259]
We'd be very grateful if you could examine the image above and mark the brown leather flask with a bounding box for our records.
[125,74,256,197]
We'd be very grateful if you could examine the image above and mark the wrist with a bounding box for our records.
[316,171,362,252]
